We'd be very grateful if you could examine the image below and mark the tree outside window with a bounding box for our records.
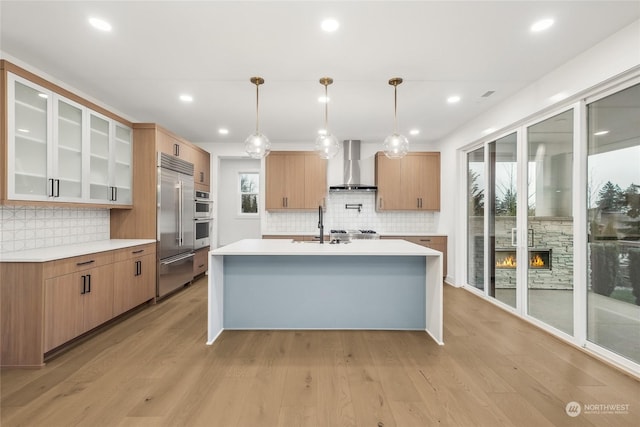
[239,172,259,214]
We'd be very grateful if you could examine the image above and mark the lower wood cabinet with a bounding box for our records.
[44,264,114,352]
[1,242,156,367]
[382,235,447,278]
[113,245,156,317]
[193,246,209,277]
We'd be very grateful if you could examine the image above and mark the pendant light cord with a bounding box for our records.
[255,81,260,133]
[324,83,329,131]
[394,84,398,134]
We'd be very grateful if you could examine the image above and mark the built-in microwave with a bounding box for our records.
[194,218,211,249]
[194,190,213,219]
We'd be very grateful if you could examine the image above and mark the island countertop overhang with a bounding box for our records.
[211,238,442,257]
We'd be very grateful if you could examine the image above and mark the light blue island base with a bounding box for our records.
[208,239,444,345]
[223,255,426,330]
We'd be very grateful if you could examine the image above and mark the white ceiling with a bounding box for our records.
[1,1,639,146]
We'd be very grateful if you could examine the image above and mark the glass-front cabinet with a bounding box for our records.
[6,72,132,206]
[8,75,52,200]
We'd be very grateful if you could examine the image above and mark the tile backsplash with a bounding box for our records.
[263,192,438,234]
[0,206,110,253]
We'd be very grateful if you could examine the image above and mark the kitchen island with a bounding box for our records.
[207,239,443,345]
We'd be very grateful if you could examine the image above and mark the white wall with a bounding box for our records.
[436,19,640,286]
[218,158,261,246]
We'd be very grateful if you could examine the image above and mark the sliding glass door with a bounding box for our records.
[526,110,574,335]
[587,83,640,364]
[489,133,518,308]
[463,78,640,372]
[467,148,485,290]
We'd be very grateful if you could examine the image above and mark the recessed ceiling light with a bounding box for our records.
[38,93,48,99]
[89,17,112,32]
[447,95,461,104]
[179,94,193,103]
[531,18,554,33]
[594,130,609,136]
[318,96,330,103]
[218,128,229,135]
[483,127,496,135]
[409,129,420,136]
[321,18,339,32]
[17,128,30,133]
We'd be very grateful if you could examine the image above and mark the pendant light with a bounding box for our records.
[314,77,340,159]
[383,77,409,159]
[245,76,271,159]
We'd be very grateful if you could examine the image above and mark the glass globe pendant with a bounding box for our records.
[245,77,271,159]
[383,77,409,159]
[314,77,340,159]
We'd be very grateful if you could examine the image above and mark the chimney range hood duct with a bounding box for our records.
[329,140,377,192]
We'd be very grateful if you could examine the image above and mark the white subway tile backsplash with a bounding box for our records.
[0,206,110,253]
[263,192,438,235]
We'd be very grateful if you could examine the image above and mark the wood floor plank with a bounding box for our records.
[2,280,639,427]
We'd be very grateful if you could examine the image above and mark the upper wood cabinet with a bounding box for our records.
[375,152,440,211]
[1,63,132,207]
[265,151,327,211]
[110,124,211,239]
[192,146,210,191]
[156,127,209,191]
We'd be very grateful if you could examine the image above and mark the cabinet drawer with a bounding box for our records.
[403,236,446,247]
[113,243,156,262]
[193,247,209,277]
[43,251,114,278]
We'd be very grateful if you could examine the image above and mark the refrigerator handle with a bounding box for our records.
[178,181,183,246]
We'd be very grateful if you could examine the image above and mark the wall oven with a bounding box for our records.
[194,218,211,249]
[194,190,213,219]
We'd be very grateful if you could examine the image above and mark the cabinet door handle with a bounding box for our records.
[174,143,180,156]
[132,249,144,254]
[87,274,91,293]
[134,260,141,276]
[81,275,87,294]
[200,171,204,183]
[76,260,95,266]
[113,187,118,201]
[420,239,432,242]
[49,179,55,197]
[55,179,60,197]
[198,264,205,269]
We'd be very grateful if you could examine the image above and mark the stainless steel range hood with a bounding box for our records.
[329,140,377,192]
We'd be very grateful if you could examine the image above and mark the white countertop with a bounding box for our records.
[212,238,442,257]
[0,239,156,262]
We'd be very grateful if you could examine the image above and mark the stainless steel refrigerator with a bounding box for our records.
[157,153,195,298]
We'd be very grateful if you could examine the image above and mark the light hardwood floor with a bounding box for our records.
[2,277,639,426]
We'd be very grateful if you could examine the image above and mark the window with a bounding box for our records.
[239,172,259,215]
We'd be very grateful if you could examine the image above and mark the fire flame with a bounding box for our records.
[530,254,545,267]
[495,254,546,268]
[496,255,516,268]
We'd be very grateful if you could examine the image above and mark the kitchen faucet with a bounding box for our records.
[318,205,324,244]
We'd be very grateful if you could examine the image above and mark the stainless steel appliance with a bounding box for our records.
[157,153,195,298]
[329,140,377,192]
[194,190,213,219]
[194,218,211,249]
